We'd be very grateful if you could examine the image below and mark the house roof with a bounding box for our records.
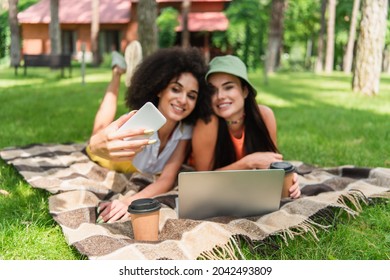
[18,0,131,24]
[131,0,230,2]
[17,0,229,31]
[176,12,228,32]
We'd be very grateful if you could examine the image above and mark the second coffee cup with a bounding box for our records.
[128,198,161,241]
[270,161,295,198]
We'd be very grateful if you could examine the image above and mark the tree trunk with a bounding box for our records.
[8,0,20,67]
[265,0,288,74]
[91,0,100,66]
[324,0,336,73]
[343,0,361,73]
[383,45,390,73]
[181,0,191,48]
[49,0,61,55]
[315,0,327,73]
[137,0,158,58]
[243,23,251,67]
[305,38,312,69]
[352,0,388,95]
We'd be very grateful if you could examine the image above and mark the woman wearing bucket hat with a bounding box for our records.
[191,55,300,199]
[88,46,211,222]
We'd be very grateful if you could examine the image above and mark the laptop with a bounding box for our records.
[177,169,285,220]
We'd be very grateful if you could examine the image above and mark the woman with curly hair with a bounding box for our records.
[87,46,211,223]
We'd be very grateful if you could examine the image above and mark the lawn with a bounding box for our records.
[0,65,389,260]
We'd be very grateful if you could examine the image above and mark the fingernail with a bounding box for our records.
[144,129,154,135]
[96,206,100,214]
[96,217,104,224]
[148,139,157,145]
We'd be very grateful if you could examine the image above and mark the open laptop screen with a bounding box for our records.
[177,169,285,220]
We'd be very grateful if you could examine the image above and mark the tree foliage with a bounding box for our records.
[211,0,363,72]
[157,7,179,48]
[0,8,7,59]
[2,0,389,75]
[0,0,37,60]
[211,0,270,70]
[284,0,321,46]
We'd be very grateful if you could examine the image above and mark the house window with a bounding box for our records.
[99,30,121,54]
[62,30,76,56]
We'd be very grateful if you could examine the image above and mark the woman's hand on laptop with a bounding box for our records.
[288,172,301,199]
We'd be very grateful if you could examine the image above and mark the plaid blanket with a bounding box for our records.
[1,143,389,260]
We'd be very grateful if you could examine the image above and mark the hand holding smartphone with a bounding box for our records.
[117,102,166,140]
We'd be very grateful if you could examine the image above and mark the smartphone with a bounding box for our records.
[117,102,166,140]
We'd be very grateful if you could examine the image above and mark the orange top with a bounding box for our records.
[229,128,245,160]
[187,128,246,168]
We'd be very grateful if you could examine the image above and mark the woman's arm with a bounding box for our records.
[191,115,219,171]
[97,140,190,223]
[125,139,190,201]
[92,67,125,135]
[258,104,278,147]
[215,152,283,170]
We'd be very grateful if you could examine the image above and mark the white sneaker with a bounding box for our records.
[124,40,143,87]
[111,51,126,71]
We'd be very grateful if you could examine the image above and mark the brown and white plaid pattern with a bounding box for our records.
[1,143,389,260]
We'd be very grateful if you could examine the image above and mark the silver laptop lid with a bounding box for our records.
[178,169,285,220]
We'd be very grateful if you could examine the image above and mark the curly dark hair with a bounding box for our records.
[125,46,212,124]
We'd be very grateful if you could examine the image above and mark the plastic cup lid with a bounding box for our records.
[270,161,295,173]
[128,198,161,214]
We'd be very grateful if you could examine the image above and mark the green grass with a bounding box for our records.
[240,200,390,260]
[256,72,390,168]
[0,66,389,260]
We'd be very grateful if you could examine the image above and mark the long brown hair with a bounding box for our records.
[213,79,278,169]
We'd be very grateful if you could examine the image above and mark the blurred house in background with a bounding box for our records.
[18,0,230,62]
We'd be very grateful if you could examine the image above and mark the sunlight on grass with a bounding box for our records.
[256,93,294,107]
[55,72,111,86]
[250,71,390,115]
[0,78,45,88]
[1,66,389,260]
[0,221,83,260]
[0,68,111,89]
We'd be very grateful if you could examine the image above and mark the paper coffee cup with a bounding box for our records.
[270,161,295,198]
[128,198,161,241]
